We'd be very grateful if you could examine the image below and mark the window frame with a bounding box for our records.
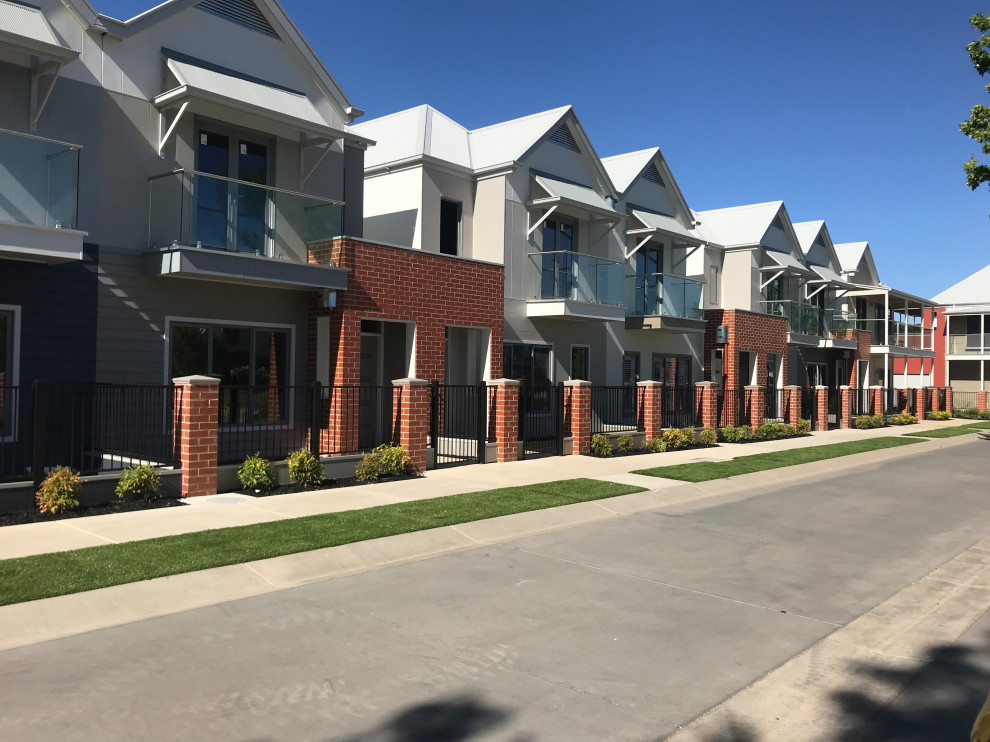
[439,198,462,256]
[570,344,590,381]
[0,304,21,443]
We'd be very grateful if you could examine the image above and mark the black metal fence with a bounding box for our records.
[589,385,638,436]
[1,383,181,485]
[764,387,783,422]
[801,387,818,429]
[951,390,979,412]
[429,383,487,468]
[849,387,870,418]
[716,388,743,428]
[519,382,564,458]
[661,385,696,429]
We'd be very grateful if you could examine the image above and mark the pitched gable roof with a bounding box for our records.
[834,241,881,286]
[792,219,843,272]
[932,263,990,305]
[694,201,789,248]
[602,147,698,233]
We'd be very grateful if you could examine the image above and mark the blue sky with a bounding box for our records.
[99,0,988,298]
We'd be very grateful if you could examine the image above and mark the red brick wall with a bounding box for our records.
[704,309,789,390]
[933,307,947,387]
[308,238,504,385]
[849,330,872,387]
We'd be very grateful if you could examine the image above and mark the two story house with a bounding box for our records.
[931,263,990,402]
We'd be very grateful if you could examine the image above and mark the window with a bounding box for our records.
[439,199,461,256]
[765,277,784,301]
[0,309,13,388]
[966,315,982,349]
[807,363,826,387]
[622,352,640,386]
[503,343,552,385]
[170,323,289,424]
[634,244,662,315]
[0,307,18,439]
[540,219,577,299]
[571,346,589,381]
[709,265,719,304]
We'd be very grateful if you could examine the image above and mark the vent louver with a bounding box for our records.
[196,0,279,39]
[548,122,580,152]
[771,215,784,230]
[643,162,665,187]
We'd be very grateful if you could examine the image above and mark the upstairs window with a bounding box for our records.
[439,199,462,256]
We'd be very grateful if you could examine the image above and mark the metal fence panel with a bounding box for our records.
[429,383,487,468]
[519,382,563,458]
[589,386,638,436]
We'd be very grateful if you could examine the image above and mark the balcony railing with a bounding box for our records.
[827,309,858,340]
[856,318,933,350]
[0,127,80,230]
[948,335,990,354]
[625,273,704,319]
[528,250,623,305]
[762,301,858,340]
[148,169,343,258]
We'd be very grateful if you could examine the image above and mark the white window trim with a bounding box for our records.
[569,344,590,381]
[0,304,22,443]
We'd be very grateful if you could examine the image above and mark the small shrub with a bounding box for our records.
[720,425,738,443]
[642,437,666,453]
[928,410,951,421]
[871,414,885,428]
[662,427,684,450]
[889,413,919,426]
[238,453,275,491]
[955,408,979,419]
[778,423,796,437]
[357,443,413,480]
[355,452,383,481]
[115,464,162,501]
[590,434,612,457]
[286,448,325,487]
[735,426,753,441]
[982,410,990,420]
[36,466,81,515]
[680,427,696,446]
[753,422,780,440]
[700,426,717,447]
[616,434,635,453]
[796,418,811,435]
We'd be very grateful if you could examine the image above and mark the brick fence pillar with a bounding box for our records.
[784,385,801,426]
[392,378,430,473]
[815,386,829,432]
[638,380,663,439]
[979,391,988,414]
[840,386,852,429]
[490,379,520,463]
[871,386,884,416]
[564,380,591,455]
[696,381,718,430]
[929,387,940,413]
[914,387,927,421]
[900,388,911,414]
[172,375,219,498]
[745,385,764,430]
[945,387,953,416]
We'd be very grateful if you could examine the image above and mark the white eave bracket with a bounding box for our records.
[300,136,338,188]
[526,205,558,237]
[157,101,189,157]
[760,269,785,290]
[30,60,64,131]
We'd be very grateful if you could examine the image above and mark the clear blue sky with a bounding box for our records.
[100,0,989,299]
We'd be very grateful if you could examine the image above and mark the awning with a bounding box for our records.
[154,57,372,146]
[809,264,857,289]
[0,0,77,64]
[761,250,815,277]
[627,209,703,245]
[528,175,619,222]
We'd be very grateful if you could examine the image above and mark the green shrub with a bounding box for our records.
[928,410,951,421]
[889,413,919,426]
[871,414,885,428]
[286,448,325,487]
[700,426,717,446]
[238,453,275,491]
[778,423,796,437]
[590,434,612,457]
[662,427,684,450]
[616,434,635,453]
[955,408,979,419]
[356,443,413,481]
[854,414,884,430]
[642,437,666,453]
[720,425,737,443]
[735,426,753,441]
[753,422,779,440]
[796,418,811,435]
[982,411,990,420]
[680,427,696,446]
[115,464,162,501]
[36,466,81,515]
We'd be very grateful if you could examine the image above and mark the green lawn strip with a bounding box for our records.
[906,422,990,438]
[632,438,920,483]
[963,421,990,429]
[0,478,644,607]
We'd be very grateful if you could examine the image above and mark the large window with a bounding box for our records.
[503,343,552,386]
[170,323,290,424]
[540,218,577,299]
[570,346,589,381]
[0,307,18,439]
[439,199,462,256]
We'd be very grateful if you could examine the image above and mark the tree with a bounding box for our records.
[961,13,990,210]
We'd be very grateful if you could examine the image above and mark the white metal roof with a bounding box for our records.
[156,58,367,143]
[530,174,617,220]
[0,0,77,61]
[601,149,658,194]
[792,220,824,255]
[833,242,868,273]
[629,209,702,244]
[694,201,784,248]
[932,263,990,306]
[469,106,571,170]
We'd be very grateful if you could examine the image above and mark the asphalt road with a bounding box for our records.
[2,439,989,741]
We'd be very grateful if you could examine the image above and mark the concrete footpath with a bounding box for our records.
[0,418,979,561]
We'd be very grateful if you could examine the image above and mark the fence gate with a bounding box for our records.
[764,386,783,423]
[800,387,817,429]
[518,382,564,459]
[429,382,487,468]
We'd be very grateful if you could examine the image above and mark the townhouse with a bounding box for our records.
[931,263,990,402]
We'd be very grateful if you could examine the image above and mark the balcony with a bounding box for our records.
[526,250,625,321]
[857,318,934,354]
[624,273,705,333]
[948,335,990,355]
[0,128,85,264]
[761,301,858,347]
[145,169,347,291]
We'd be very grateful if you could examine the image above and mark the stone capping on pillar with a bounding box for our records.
[563,379,592,455]
[562,380,592,387]
[391,377,431,473]
[391,377,431,386]
[489,379,521,463]
[171,375,220,498]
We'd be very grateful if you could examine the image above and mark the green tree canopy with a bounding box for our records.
[961,13,990,209]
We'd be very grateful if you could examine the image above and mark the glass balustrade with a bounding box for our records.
[761,300,823,336]
[0,128,80,230]
[624,273,704,319]
[149,169,343,259]
[528,250,623,306]
[826,309,858,339]
[856,318,933,350]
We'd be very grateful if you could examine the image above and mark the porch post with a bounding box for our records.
[489,379,520,463]
[391,378,431,473]
[563,380,592,456]
[172,375,220,498]
[978,391,987,414]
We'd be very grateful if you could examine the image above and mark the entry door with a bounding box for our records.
[359,334,383,448]
[835,359,848,389]
[738,352,751,389]
[541,219,576,299]
[634,244,662,315]
[196,129,270,253]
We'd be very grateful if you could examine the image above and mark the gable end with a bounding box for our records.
[548,122,580,153]
[196,0,280,39]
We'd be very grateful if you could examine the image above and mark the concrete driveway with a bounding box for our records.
[1,439,988,741]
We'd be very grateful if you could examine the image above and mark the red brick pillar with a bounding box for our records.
[392,378,430,473]
[490,379,520,463]
[945,387,953,416]
[914,387,926,421]
[745,385,764,430]
[815,386,829,432]
[900,388,910,413]
[979,391,988,413]
[871,386,883,416]
[638,381,663,439]
[784,385,801,426]
[929,387,940,412]
[840,386,852,429]
[172,375,219,498]
[564,380,591,455]
[696,382,718,430]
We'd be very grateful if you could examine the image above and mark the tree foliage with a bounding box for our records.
[961,13,990,207]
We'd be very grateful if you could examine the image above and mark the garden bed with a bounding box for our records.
[235,472,423,497]
[0,497,185,528]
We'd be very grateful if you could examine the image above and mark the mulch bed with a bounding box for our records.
[0,497,185,528]
[235,473,423,497]
[590,444,716,458]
